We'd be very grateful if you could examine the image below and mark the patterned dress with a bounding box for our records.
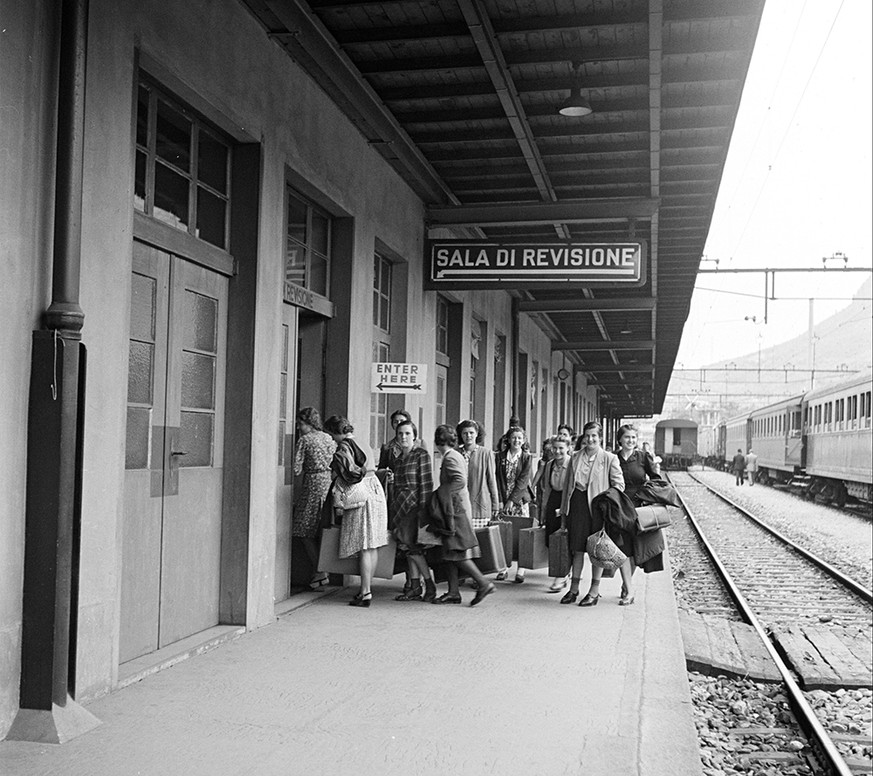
[497,450,531,517]
[331,438,389,559]
[291,429,335,539]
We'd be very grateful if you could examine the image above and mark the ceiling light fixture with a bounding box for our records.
[558,62,592,117]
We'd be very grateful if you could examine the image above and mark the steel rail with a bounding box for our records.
[669,475,854,776]
[687,471,873,604]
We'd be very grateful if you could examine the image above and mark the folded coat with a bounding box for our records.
[590,487,665,572]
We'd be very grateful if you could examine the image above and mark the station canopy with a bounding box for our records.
[242,0,765,416]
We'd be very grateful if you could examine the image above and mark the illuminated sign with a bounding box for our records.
[424,240,646,289]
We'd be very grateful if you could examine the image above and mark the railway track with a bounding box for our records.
[670,471,873,776]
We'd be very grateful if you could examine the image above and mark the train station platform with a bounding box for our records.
[0,562,702,776]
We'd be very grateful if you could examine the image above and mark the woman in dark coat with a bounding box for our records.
[494,425,533,582]
[429,425,495,606]
[537,435,571,592]
[386,420,437,602]
[616,423,666,595]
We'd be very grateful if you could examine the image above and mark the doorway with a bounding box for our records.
[121,241,228,663]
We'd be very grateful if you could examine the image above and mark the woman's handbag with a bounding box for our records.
[586,529,627,572]
[635,504,681,533]
[332,477,372,511]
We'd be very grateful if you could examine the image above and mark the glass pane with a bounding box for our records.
[130,272,155,339]
[287,193,307,245]
[153,163,189,231]
[372,290,379,326]
[125,406,151,469]
[184,291,217,352]
[128,341,153,404]
[196,187,226,249]
[380,296,389,331]
[136,86,149,148]
[197,130,228,194]
[381,260,391,294]
[134,151,146,212]
[279,374,287,419]
[278,420,285,466]
[285,243,306,286]
[156,99,191,172]
[181,351,215,410]
[180,411,213,467]
[282,325,289,371]
[310,253,328,296]
[311,210,329,254]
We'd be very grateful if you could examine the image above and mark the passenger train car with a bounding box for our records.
[712,372,872,506]
[654,418,698,469]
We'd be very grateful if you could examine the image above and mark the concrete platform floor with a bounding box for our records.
[0,562,702,776]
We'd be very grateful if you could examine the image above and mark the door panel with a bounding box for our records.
[274,306,298,602]
[121,242,227,661]
[158,259,227,646]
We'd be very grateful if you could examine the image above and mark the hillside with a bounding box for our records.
[659,276,871,420]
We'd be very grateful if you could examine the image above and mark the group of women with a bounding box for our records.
[292,405,663,609]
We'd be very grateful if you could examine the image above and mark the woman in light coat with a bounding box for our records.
[559,421,625,606]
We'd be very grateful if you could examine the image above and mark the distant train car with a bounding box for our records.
[801,371,872,506]
[748,395,804,485]
[655,418,698,469]
[723,412,751,469]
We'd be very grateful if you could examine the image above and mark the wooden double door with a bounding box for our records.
[121,242,227,663]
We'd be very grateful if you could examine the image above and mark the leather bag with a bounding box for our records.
[517,526,548,570]
[635,504,682,533]
[548,527,571,578]
[472,524,507,575]
[317,527,397,579]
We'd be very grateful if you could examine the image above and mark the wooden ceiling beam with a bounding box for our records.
[427,197,658,227]
[520,298,656,313]
[554,340,655,351]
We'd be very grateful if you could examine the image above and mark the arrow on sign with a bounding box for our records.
[376,382,422,391]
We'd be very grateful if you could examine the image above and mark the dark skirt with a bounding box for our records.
[543,489,563,547]
[566,488,599,553]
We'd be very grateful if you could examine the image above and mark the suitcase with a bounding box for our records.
[503,514,534,560]
[472,524,507,575]
[490,518,513,566]
[548,527,571,578]
[518,526,548,569]
[318,527,397,580]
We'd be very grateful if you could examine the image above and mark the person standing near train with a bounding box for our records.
[745,449,758,486]
[731,449,746,486]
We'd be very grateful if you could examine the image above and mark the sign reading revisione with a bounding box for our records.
[371,363,428,394]
[424,240,646,289]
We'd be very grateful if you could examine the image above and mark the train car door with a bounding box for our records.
[121,242,228,662]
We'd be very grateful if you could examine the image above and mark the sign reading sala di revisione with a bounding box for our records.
[371,363,428,394]
[424,240,646,289]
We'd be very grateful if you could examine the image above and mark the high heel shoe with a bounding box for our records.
[432,593,462,605]
[394,581,423,601]
[309,574,329,590]
[619,594,635,606]
[470,583,496,606]
[512,574,525,584]
[560,590,578,605]
[349,592,372,608]
[495,570,508,581]
[578,593,601,607]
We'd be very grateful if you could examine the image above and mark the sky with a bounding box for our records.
[673,0,873,370]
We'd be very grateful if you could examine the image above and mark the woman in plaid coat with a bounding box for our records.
[387,420,437,602]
